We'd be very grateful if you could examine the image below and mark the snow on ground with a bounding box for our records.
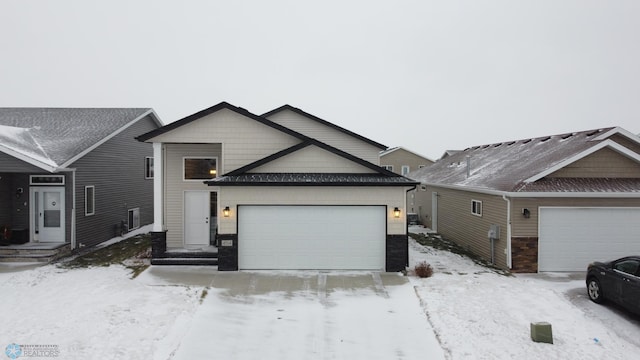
[1,226,639,360]
[408,225,640,359]
[0,265,201,359]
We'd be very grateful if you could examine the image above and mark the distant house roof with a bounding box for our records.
[379,146,435,162]
[0,108,160,172]
[262,104,387,150]
[408,126,640,195]
[439,150,461,160]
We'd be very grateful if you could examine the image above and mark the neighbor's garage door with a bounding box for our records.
[538,207,640,272]
[238,205,386,270]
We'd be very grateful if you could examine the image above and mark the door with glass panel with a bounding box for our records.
[30,187,65,242]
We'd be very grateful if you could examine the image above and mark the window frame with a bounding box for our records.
[382,165,393,172]
[145,157,154,179]
[85,185,95,216]
[401,165,410,175]
[128,207,140,231]
[471,199,483,217]
[183,156,218,181]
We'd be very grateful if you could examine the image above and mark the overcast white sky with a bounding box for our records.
[1,1,639,159]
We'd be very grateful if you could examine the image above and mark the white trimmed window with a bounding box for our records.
[401,165,410,175]
[128,208,140,230]
[471,200,482,216]
[85,186,95,216]
[382,165,393,172]
[145,157,154,179]
[184,157,217,180]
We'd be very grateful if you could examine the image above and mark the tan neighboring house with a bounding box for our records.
[137,102,418,271]
[379,147,434,176]
[408,127,640,273]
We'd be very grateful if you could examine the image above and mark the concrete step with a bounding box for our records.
[151,257,218,266]
[0,254,57,263]
[162,251,218,259]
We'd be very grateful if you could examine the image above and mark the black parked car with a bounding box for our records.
[586,256,640,315]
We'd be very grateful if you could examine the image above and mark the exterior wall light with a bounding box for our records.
[223,206,230,217]
[393,207,401,218]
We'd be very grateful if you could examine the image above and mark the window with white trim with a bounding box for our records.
[128,208,140,230]
[382,165,393,172]
[401,165,410,175]
[471,200,482,216]
[145,157,154,179]
[184,157,217,180]
[85,186,95,216]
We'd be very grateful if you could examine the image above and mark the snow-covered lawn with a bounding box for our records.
[1,227,638,359]
[408,225,640,359]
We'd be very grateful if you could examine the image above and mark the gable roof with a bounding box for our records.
[136,102,308,143]
[262,104,387,150]
[207,138,417,186]
[0,108,160,172]
[379,146,435,162]
[408,126,640,194]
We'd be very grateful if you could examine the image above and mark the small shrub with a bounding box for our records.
[414,261,434,278]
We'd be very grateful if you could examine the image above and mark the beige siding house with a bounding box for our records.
[137,102,417,271]
[408,127,640,272]
[379,147,434,176]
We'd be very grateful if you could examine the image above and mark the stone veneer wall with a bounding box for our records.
[386,235,408,272]
[511,237,538,273]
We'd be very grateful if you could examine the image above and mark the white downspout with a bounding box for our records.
[502,195,512,268]
[152,142,163,232]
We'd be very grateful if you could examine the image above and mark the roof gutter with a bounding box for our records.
[420,182,640,198]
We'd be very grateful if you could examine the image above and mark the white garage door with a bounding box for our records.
[238,205,386,270]
[539,207,640,272]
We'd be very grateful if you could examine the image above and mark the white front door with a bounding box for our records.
[184,191,210,247]
[31,187,65,243]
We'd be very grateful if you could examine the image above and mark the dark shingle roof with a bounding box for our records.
[0,108,154,169]
[206,173,419,186]
[515,178,640,193]
[408,127,640,193]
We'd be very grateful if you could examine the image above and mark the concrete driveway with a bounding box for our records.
[141,268,445,360]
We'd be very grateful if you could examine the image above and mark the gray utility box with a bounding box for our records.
[530,322,553,344]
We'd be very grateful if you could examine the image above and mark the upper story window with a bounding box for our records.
[145,157,154,179]
[382,165,393,172]
[184,157,217,180]
[401,165,410,175]
[471,200,482,216]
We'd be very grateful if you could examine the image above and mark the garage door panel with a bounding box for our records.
[238,206,385,270]
[539,208,640,272]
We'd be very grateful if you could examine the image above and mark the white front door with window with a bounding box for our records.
[184,191,211,247]
[30,187,65,242]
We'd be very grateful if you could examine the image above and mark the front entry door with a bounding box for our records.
[184,191,211,247]
[31,187,65,242]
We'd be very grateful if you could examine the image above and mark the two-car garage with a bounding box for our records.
[238,205,386,270]
[538,207,640,272]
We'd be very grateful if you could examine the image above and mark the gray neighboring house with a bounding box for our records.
[0,108,162,260]
[408,127,640,272]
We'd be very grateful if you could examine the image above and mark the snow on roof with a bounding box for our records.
[0,108,153,170]
[407,126,640,192]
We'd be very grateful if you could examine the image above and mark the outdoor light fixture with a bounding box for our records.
[223,206,230,217]
[393,207,401,218]
[522,208,531,219]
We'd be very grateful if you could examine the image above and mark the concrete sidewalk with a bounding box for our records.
[137,267,446,360]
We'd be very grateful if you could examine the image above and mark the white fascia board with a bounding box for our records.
[59,109,155,168]
[422,182,640,198]
[0,143,58,172]
[592,127,640,144]
[523,140,640,183]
